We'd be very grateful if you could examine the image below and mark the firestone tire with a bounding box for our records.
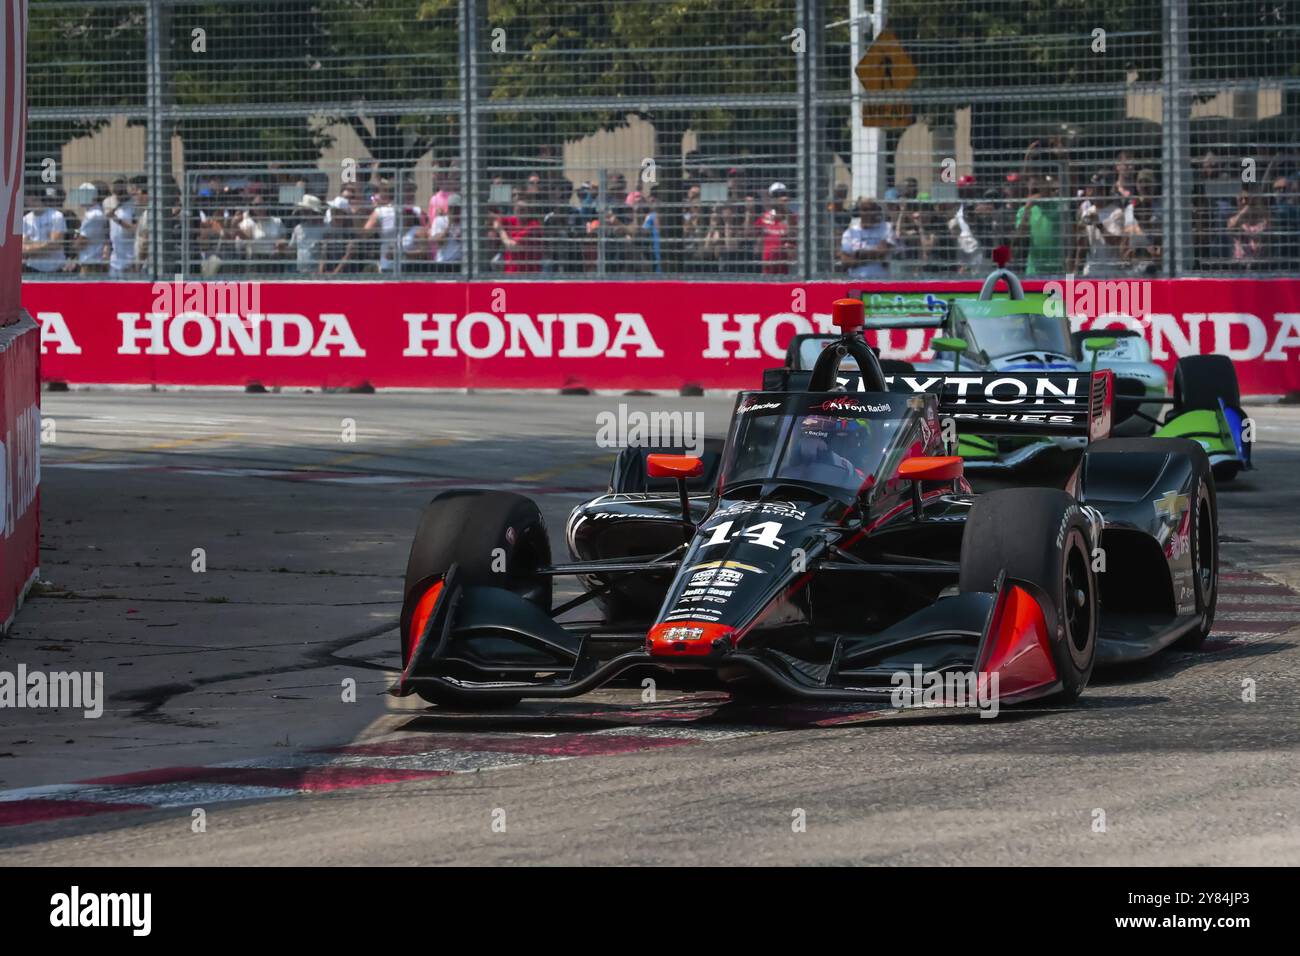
[959,488,1098,703]
[1172,354,1241,414]
[401,490,552,709]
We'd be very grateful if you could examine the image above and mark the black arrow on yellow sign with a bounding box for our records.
[854,28,917,129]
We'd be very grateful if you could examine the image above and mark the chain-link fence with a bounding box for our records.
[20,0,1300,281]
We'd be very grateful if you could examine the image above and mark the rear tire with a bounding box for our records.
[401,490,552,708]
[960,488,1097,702]
[1172,355,1241,414]
[1176,473,1219,649]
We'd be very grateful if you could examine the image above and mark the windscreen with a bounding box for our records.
[721,393,924,496]
[966,313,1074,359]
[796,337,858,372]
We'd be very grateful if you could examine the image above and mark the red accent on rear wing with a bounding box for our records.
[1087,368,1114,442]
[884,370,1115,440]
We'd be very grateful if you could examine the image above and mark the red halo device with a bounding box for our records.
[832,297,865,332]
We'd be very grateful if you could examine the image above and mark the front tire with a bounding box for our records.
[401,490,552,708]
[960,488,1098,702]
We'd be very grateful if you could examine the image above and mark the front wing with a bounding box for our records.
[395,563,1066,709]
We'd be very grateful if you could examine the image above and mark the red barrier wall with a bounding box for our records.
[0,315,38,631]
[24,278,1300,395]
[0,0,35,633]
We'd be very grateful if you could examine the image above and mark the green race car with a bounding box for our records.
[775,266,1255,480]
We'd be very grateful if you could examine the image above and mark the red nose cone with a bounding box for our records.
[991,244,1012,268]
[832,297,865,332]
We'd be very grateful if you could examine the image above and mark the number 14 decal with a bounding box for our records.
[702,520,786,550]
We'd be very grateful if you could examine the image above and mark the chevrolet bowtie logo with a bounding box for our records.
[1154,491,1189,520]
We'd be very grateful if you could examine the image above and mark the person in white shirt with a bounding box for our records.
[946,203,984,273]
[325,184,356,226]
[289,194,329,274]
[363,182,400,273]
[22,187,68,274]
[107,179,137,277]
[839,198,899,278]
[129,177,152,270]
[236,192,287,273]
[74,181,110,273]
[1077,174,1124,276]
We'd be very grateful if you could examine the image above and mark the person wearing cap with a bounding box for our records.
[327,183,356,225]
[289,194,329,274]
[1077,172,1123,276]
[21,185,68,274]
[495,191,543,274]
[758,182,796,275]
[840,198,897,278]
[236,187,288,274]
[73,181,109,274]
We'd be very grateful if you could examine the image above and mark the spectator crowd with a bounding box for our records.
[23,144,1300,279]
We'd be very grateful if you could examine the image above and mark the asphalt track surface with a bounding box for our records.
[1,391,1298,865]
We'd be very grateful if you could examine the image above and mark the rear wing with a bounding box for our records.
[764,367,1115,441]
[888,369,1114,441]
[846,285,1062,331]
[847,289,952,330]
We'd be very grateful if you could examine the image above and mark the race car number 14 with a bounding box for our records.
[701,520,787,550]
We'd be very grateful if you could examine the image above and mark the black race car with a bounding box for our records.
[395,299,1219,711]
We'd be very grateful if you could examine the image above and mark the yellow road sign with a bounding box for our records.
[855,29,917,129]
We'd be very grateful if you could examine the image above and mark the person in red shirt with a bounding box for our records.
[494,194,542,273]
[759,182,797,274]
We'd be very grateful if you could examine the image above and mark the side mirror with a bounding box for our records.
[1081,335,1118,372]
[930,336,968,371]
[646,454,703,536]
[899,455,963,483]
[646,454,703,480]
[899,455,963,518]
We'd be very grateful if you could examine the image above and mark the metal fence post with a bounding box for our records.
[796,0,807,278]
[461,0,478,280]
[145,0,165,282]
[1163,0,1192,276]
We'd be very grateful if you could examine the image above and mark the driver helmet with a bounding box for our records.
[792,415,870,466]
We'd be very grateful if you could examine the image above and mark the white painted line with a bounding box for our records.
[67,782,298,808]
[0,783,94,803]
